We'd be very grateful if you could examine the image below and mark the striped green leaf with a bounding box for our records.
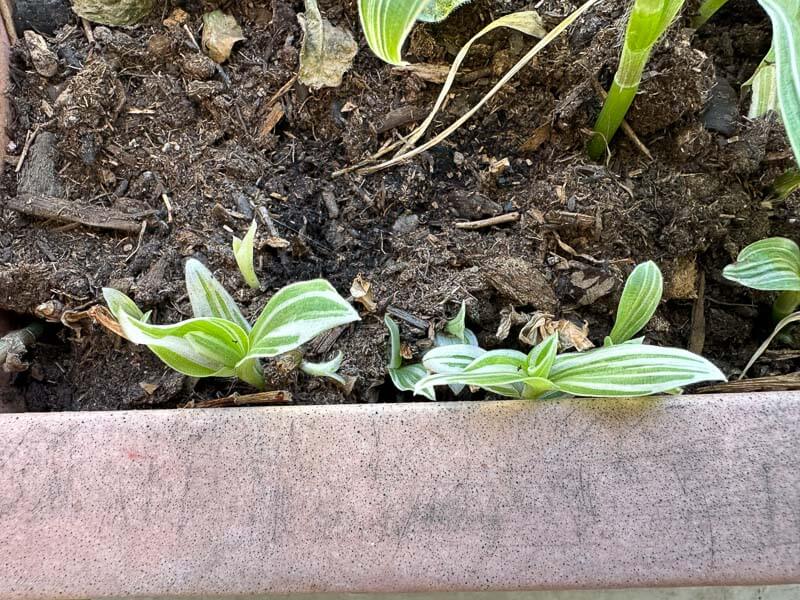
[232,220,260,290]
[746,47,780,119]
[422,344,484,373]
[300,351,347,385]
[185,258,251,332]
[608,261,663,345]
[103,288,249,378]
[384,315,404,369]
[525,334,558,378]
[757,0,800,164]
[416,349,533,398]
[246,279,360,359]
[548,344,725,397]
[722,237,800,291]
[390,363,436,400]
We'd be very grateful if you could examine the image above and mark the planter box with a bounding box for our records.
[1,393,799,599]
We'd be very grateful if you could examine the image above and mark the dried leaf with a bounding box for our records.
[164,8,189,28]
[264,235,291,249]
[519,311,594,352]
[72,0,153,26]
[202,10,245,64]
[350,274,377,312]
[494,306,529,341]
[298,0,357,89]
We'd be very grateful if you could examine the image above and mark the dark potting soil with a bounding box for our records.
[1,0,798,411]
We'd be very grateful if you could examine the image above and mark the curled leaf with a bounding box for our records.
[202,10,245,64]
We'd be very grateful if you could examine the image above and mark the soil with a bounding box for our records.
[1,0,798,411]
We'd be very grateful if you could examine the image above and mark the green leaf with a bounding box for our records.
[418,0,471,22]
[390,363,436,400]
[722,237,800,291]
[232,221,261,290]
[105,288,249,378]
[608,261,663,345]
[185,259,251,332]
[300,351,347,385]
[526,334,558,378]
[757,0,800,165]
[358,0,428,65]
[247,279,360,359]
[444,301,467,341]
[548,344,725,397]
[422,344,484,373]
[384,315,404,370]
[745,46,780,119]
[416,349,532,398]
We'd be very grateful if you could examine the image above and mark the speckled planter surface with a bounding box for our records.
[1,392,798,599]
[0,5,10,165]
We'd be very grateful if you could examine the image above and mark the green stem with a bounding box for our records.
[587,80,640,160]
[234,357,266,389]
[773,291,800,322]
[692,0,731,29]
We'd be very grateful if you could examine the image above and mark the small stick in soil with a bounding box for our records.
[0,323,44,372]
[7,194,144,233]
[688,270,706,355]
[591,79,653,161]
[161,193,173,224]
[81,18,96,46]
[0,0,17,44]
[455,211,520,230]
[267,74,298,108]
[181,390,293,408]
[15,121,53,173]
[386,306,429,331]
[698,372,800,394]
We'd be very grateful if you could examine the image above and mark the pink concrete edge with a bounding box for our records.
[1,392,799,599]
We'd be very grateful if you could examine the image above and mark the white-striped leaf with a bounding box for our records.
[525,334,558,378]
[300,351,347,385]
[246,279,360,359]
[390,363,435,400]
[384,315,404,369]
[722,237,800,291]
[757,0,800,164]
[185,259,251,332]
[232,220,260,290]
[548,344,725,397]
[416,349,533,398]
[103,288,249,377]
[746,47,780,119]
[418,0,471,23]
[422,344,485,373]
[608,261,663,344]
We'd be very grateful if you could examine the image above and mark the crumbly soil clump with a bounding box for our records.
[1,0,797,410]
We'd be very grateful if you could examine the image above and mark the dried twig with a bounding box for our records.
[7,194,145,232]
[455,211,520,230]
[0,0,17,44]
[698,373,800,394]
[386,306,428,330]
[0,323,44,372]
[181,390,292,408]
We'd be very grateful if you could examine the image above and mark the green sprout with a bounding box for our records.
[692,0,729,28]
[233,220,260,289]
[299,351,348,385]
[587,0,685,160]
[388,262,724,400]
[358,0,470,65]
[723,237,800,322]
[103,259,359,390]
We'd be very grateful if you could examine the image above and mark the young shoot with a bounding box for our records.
[358,0,470,65]
[300,351,348,385]
[393,261,725,400]
[723,237,800,322]
[103,259,359,390]
[232,220,260,289]
[692,0,729,28]
[587,0,685,160]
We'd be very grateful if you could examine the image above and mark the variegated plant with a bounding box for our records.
[723,237,800,321]
[358,0,470,65]
[391,261,724,400]
[103,259,359,389]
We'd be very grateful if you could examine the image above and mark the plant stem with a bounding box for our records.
[772,168,800,199]
[234,357,266,390]
[692,0,731,28]
[587,76,642,160]
[773,291,800,322]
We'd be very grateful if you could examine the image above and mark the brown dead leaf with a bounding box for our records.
[202,10,245,64]
[139,382,159,395]
[264,235,291,249]
[519,311,594,352]
[350,274,376,312]
[163,8,189,27]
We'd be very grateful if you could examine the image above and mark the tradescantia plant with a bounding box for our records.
[103,259,359,390]
[358,0,470,65]
[390,261,725,400]
[723,237,800,322]
[587,0,686,160]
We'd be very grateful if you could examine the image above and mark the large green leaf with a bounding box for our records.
[548,344,725,397]
[247,279,360,359]
[757,0,800,164]
[185,258,251,331]
[103,288,249,378]
[608,261,663,345]
[358,0,428,65]
[722,237,800,291]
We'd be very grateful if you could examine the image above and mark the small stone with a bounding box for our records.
[321,190,339,219]
[392,214,419,235]
[147,34,174,58]
[93,26,114,45]
[484,257,558,310]
[186,80,225,101]
[702,77,738,137]
[24,31,58,78]
[180,55,217,80]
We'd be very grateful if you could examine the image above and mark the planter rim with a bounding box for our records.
[1,392,799,599]
[0,3,9,167]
